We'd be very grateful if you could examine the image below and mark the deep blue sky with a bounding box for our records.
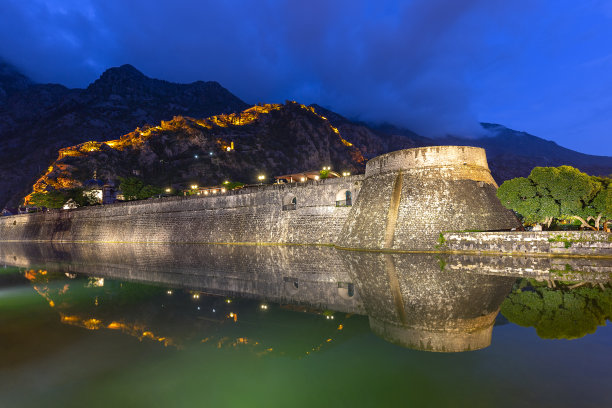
[1,0,611,155]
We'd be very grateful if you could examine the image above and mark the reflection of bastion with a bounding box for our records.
[341,252,516,352]
[0,146,520,251]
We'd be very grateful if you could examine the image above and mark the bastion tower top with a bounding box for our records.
[337,146,521,251]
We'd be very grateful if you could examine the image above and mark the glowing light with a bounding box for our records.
[193,293,200,299]
[258,175,265,182]
[191,185,198,189]
[204,191,209,195]
[314,175,320,180]
[209,152,213,156]
[223,181,229,184]
[194,155,199,159]
[221,188,226,193]
[167,290,173,295]
[260,304,268,310]
[225,299,232,304]
[226,147,231,151]
[300,177,306,182]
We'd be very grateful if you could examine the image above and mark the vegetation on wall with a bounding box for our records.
[496,166,611,230]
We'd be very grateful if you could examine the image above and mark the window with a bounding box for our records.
[335,190,352,207]
[283,195,297,211]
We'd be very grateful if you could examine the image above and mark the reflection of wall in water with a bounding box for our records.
[0,243,363,314]
[341,252,516,352]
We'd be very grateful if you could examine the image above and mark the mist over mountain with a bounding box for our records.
[1,61,611,208]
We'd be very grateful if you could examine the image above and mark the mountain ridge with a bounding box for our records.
[1,61,611,208]
[0,62,249,207]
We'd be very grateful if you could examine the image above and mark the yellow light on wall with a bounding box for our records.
[314,175,320,180]
[300,177,306,182]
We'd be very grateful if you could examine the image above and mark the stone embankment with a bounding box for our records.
[443,231,612,257]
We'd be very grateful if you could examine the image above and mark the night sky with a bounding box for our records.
[1,0,611,155]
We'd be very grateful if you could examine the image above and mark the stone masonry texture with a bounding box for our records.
[1,146,530,251]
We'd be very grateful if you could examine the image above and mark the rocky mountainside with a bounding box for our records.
[310,104,431,160]
[0,62,249,207]
[29,102,366,198]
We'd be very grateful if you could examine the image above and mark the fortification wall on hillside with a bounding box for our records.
[0,175,363,244]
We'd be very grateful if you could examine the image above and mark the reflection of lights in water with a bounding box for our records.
[167,290,172,295]
[260,304,268,310]
[193,293,200,299]
[225,299,232,304]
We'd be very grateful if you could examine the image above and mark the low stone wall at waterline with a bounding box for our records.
[443,231,612,257]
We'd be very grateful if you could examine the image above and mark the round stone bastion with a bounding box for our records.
[336,146,522,251]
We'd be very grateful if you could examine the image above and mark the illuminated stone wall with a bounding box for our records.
[337,146,522,251]
[0,175,362,244]
[0,146,526,251]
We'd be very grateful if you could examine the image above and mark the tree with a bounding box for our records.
[497,166,611,230]
[118,177,161,201]
[28,188,91,209]
[28,191,67,209]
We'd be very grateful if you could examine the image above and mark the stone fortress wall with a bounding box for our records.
[0,146,524,251]
[0,175,363,245]
[336,146,521,251]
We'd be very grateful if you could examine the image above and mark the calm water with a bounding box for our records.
[1,243,611,408]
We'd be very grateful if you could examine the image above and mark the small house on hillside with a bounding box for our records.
[275,170,341,183]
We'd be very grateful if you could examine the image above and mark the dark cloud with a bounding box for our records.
[1,0,611,154]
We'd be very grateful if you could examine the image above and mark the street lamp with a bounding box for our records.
[257,175,265,183]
